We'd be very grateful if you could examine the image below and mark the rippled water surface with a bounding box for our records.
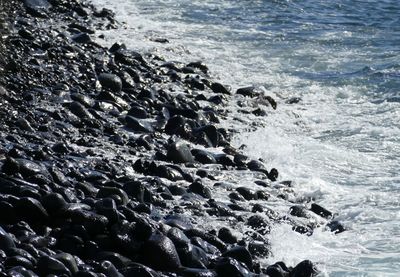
[93,0,400,275]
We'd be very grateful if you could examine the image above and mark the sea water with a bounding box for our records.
[92,0,400,275]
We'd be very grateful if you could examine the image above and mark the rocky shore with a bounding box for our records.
[0,0,344,276]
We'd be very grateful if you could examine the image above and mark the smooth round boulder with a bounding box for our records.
[167,140,195,164]
[140,234,181,271]
[98,73,122,93]
[222,246,253,271]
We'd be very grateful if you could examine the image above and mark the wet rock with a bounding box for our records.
[167,227,191,248]
[16,197,49,223]
[54,253,79,275]
[310,203,332,219]
[37,255,72,276]
[95,251,133,269]
[164,214,194,231]
[193,125,219,147]
[23,0,50,17]
[191,149,217,164]
[211,82,231,95]
[125,116,154,133]
[268,168,279,181]
[236,86,258,98]
[167,140,195,164]
[236,187,258,201]
[289,206,310,218]
[218,227,237,244]
[291,260,318,277]
[69,101,93,118]
[186,61,208,73]
[7,266,39,277]
[98,73,123,93]
[0,226,16,250]
[41,193,68,215]
[16,118,34,132]
[286,97,302,104]
[222,246,253,271]
[72,32,92,44]
[248,241,270,258]
[128,106,148,119]
[140,233,181,271]
[185,229,226,252]
[265,262,290,277]
[99,260,123,277]
[247,215,270,235]
[188,180,212,199]
[97,186,129,206]
[215,257,251,277]
[326,220,346,234]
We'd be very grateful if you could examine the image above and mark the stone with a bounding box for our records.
[37,255,72,276]
[247,215,270,235]
[310,203,332,219]
[98,73,123,93]
[236,86,258,98]
[211,82,231,95]
[191,149,217,164]
[291,260,318,277]
[53,253,79,275]
[125,116,154,133]
[265,262,289,277]
[16,197,49,223]
[327,221,346,234]
[97,186,129,206]
[72,32,92,44]
[167,140,195,164]
[69,101,93,118]
[140,234,181,271]
[188,180,212,199]
[236,187,258,201]
[41,193,68,215]
[0,226,16,250]
[218,228,237,244]
[215,257,251,277]
[289,206,310,218]
[222,246,253,271]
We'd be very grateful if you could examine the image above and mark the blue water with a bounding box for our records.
[94,0,400,275]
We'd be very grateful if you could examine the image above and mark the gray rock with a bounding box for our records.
[167,140,195,164]
[98,73,122,93]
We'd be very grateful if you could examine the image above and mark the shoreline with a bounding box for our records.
[0,0,342,275]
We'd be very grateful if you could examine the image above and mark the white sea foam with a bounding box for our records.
[93,0,400,275]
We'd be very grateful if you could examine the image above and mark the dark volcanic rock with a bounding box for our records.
[236,86,258,98]
[98,73,123,93]
[167,140,195,164]
[125,116,154,133]
[0,227,16,250]
[16,197,49,223]
[215,257,251,277]
[188,180,212,199]
[140,234,181,271]
[222,246,253,271]
[327,220,346,234]
[310,203,332,219]
[291,260,318,277]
